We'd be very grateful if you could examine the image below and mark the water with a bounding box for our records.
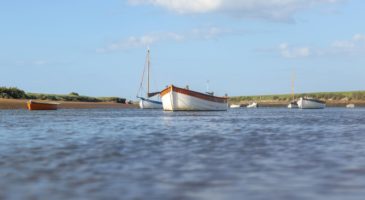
[1,108,365,200]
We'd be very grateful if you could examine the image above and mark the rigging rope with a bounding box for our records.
[136,51,150,97]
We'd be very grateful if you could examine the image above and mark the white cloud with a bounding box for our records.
[276,33,365,58]
[332,40,355,49]
[353,33,365,42]
[129,0,219,13]
[97,35,160,53]
[278,43,311,58]
[97,27,232,52]
[330,33,365,55]
[128,0,344,21]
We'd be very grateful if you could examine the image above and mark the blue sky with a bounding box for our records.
[1,0,364,99]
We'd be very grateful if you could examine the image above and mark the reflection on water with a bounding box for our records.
[1,108,365,200]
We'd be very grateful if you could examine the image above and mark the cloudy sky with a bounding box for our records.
[1,0,364,99]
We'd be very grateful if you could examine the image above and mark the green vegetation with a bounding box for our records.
[97,97,126,103]
[230,91,365,103]
[26,93,103,102]
[69,92,79,96]
[0,87,126,103]
[0,87,27,99]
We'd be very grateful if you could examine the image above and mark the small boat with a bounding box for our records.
[136,48,162,109]
[139,97,163,109]
[160,85,228,111]
[288,71,298,109]
[27,100,59,110]
[230,104,241,108]
[346,104,355,108]
[297,97,325,109]
[288,101,298,109]
[246,102,258,108]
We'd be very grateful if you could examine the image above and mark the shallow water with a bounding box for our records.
[1,108,365,200]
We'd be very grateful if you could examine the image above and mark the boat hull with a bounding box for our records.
[139,98,162,109]
[247,102,258,108]
[160,85,228,111]
[288,102,298,109]
[297,98,325,109]
[27,101,59,110]
[230,104,240,109]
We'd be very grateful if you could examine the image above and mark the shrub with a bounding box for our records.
[0,87,27,99]
[69,92,79,96]
[99,97,126,104]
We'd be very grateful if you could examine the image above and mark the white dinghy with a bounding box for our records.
[136,49,162,109]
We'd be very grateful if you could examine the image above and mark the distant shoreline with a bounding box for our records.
[2,98,364,110]
[230,100,365,107]
[0,98,138,110]
[229,90,365,107]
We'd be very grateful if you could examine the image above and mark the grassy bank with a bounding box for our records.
[0,87,126,103]
[230,91,365,104]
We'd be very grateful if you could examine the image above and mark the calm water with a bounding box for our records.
[1,108,365,200]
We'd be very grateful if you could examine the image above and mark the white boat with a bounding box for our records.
[246,102,258,108]
[346,104,355,108]
[139,97,162,109]
[160,85,228,111]
[288,101,298,109]
[288,71,298,109]
[136,49,162,109]
[230,104,240,108]
[297,97,325,109]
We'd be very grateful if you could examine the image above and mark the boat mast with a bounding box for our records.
[147,48,150,96]
[206,80,210,93]
[291,71,295,101]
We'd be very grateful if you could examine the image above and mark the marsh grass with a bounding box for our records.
[230,91,365,103]
[0,87,126,103]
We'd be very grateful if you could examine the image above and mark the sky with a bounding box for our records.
[1,0,365,99]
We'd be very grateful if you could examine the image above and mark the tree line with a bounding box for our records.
[0,87,126,103]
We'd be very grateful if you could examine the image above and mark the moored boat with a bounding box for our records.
[288,71,298,109]
[246,102,258,108]
[346,104,355,108]
[297,97,325,109]
[230,104,240,108]
[136,48,162,109]
[160,85,228,111]
[27,100,59,110]
[288,101,298,109]
[139,97,163,109]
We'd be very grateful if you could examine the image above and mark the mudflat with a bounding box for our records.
[0,98,137,110]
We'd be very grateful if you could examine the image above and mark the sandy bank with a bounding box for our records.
[0,99,138,110]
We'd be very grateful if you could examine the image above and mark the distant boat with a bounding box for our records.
[230,104,241,108]
[247,102,258,108]
[297,97,325,109]
[288,71,299,109]
[27,100,59,110]
[346,104,355,108]
[136,48,162,109]
[288,101,298,109]
[160,85,228,111]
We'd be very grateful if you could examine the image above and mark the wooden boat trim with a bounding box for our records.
[160,86,172,98]
[137,97,162,105]
[27,100,59,110]
[29,100,60,105]
[161,85,228,103]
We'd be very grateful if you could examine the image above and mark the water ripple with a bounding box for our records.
[1,108,365,200]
